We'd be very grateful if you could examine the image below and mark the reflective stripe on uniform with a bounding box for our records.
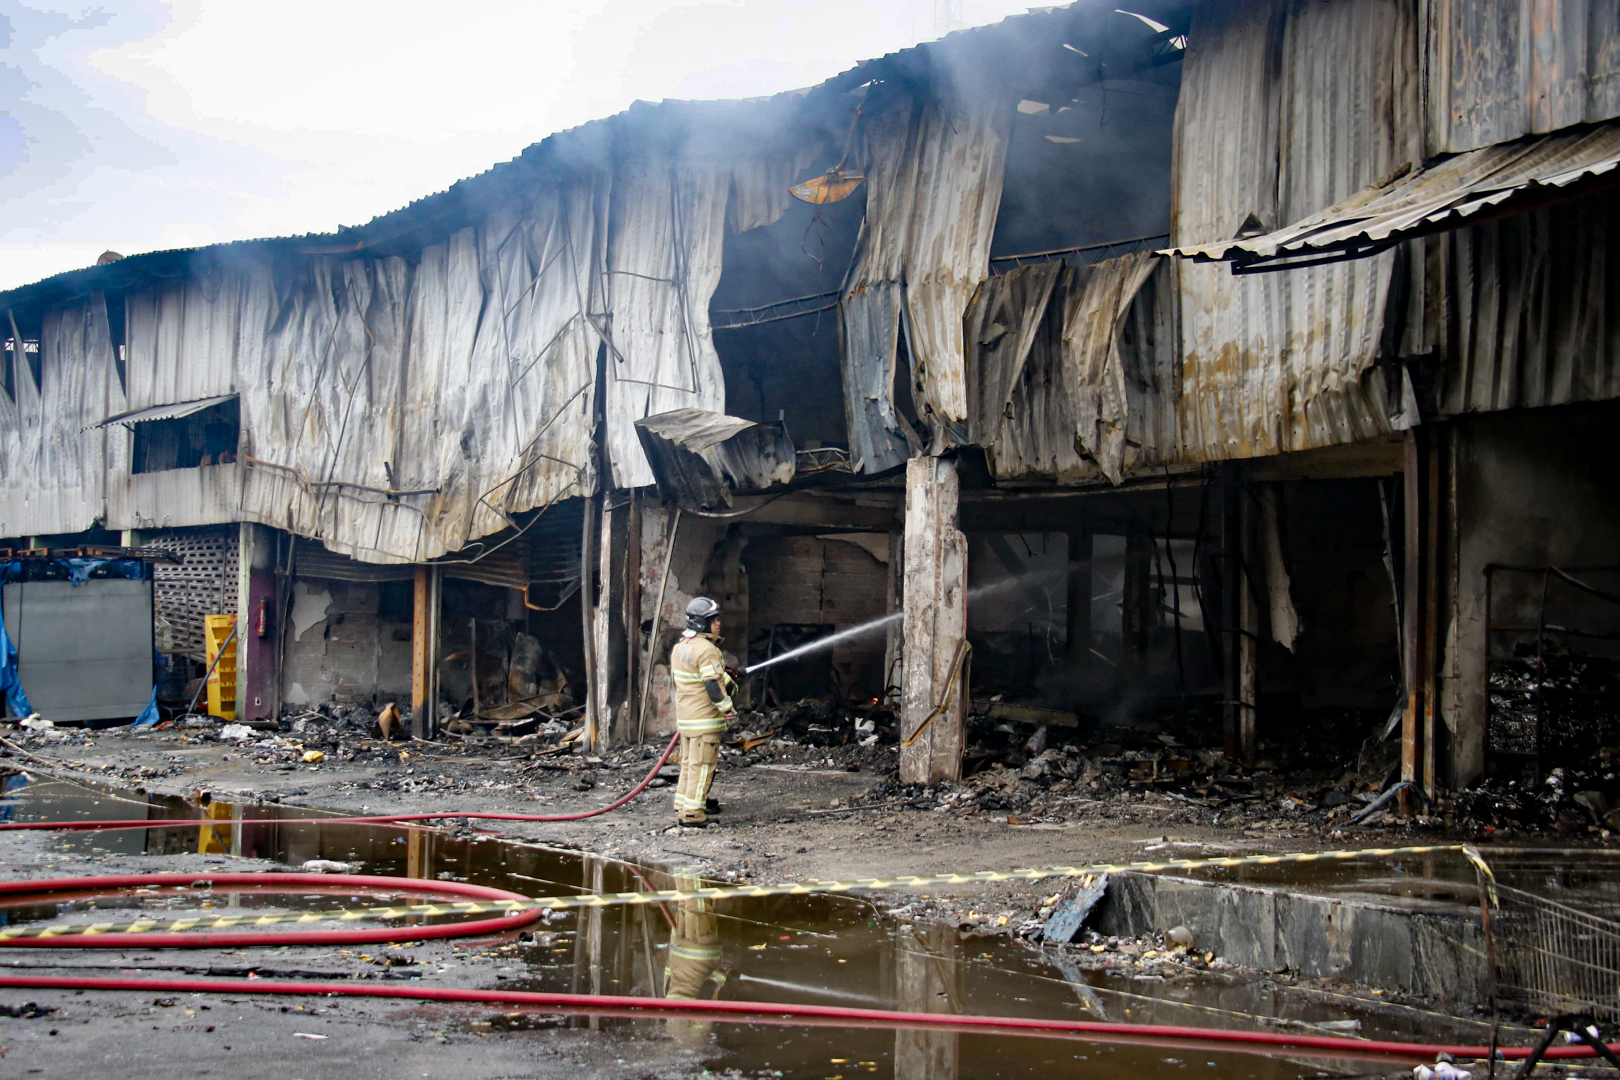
[676,717,727,734]
[670,944,721,963]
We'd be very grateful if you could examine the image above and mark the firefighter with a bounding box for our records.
[670,596,736,827]
[662,873,724,1047]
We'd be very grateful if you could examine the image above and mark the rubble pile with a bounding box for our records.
[724,697,899,772]
[1455,754,1620,833]
[1488,646,1620,758]
[1456,643,1620,833]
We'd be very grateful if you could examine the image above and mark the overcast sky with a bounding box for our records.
[0,0,1044,290]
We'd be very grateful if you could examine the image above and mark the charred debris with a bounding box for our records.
[1,0,1619,845]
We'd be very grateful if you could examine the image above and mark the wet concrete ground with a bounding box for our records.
[0,771,1528,1079]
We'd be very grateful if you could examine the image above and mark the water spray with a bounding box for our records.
[743,611,902,675]
[741,565,1068,676]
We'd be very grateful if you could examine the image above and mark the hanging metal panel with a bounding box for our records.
[1427,0,1620,156]
[1170,0,1420,463]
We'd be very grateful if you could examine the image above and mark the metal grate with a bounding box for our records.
[150,527,237,662]
[1480,853,1620,1022]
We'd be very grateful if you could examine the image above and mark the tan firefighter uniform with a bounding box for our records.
[670,631,734,824]
[662,875,723,1046]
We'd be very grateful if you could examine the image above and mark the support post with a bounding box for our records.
[235,524,277,723]
[1422,428,1443,800]
[581,492,600,750]
[624,491,642,740]
[1402,429,1424,810]
[411,564,441,740]
[1123,525,1153,667]
[1065,529,1092,693]
[900,457,967,786]
[1233,477,1258,765]
[893,923,960,1080]
[883,528,904,703]
[1222,470,1241,759]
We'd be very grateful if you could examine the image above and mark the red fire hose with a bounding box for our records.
[0,872,541,949]
[0,972,1613,1064]
[0,730,680,834]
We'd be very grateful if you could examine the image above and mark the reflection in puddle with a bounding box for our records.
[1,771,1494,1078]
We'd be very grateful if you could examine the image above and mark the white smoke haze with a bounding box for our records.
[1,0,1045,288]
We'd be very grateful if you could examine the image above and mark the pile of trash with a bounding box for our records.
[1459,643,1620,833]
[0,715,88,745]
[1488,645,1620,758]
[723,698,899,770]
[215,723,331,768]
[1455,752,1620,833]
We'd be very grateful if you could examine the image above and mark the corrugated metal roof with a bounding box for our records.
[1171,121,1620,269]
[97,394,236,429]
[0,0,1190,311]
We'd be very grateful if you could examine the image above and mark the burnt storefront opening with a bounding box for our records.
[956,468,1403,779]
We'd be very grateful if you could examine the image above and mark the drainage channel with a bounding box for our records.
[0,771,1527,1078]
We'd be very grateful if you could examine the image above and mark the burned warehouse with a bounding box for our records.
[3,0,1620,1072]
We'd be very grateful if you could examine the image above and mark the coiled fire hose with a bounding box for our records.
[3,741,1617,1062]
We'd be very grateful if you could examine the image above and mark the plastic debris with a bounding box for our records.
[1413,1064,1471,1080]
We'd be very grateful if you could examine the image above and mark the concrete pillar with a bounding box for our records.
[900,457,967,786]
[410,564,441,739]
[893,923,959,1080]
[235,523,277,722]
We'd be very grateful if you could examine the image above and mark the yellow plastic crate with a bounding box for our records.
[204,613,238,720]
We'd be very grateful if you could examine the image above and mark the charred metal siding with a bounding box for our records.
[1438,188,1620,415]
[1426,0,1620,156]
[964,253,1171,485]
[224,186,603,564]
[1171,0,1420,463]
[603,159,730,491]
[841,82,1012,469]
[0,296,123,537]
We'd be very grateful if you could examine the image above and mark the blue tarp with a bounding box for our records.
[61,559,147,586]
[0,562,31,718]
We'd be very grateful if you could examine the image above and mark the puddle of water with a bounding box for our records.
[0,769,1495,1079]
[1185,855,1482,914]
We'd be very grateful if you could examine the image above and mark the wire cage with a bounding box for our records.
[1478,850,1620,1022]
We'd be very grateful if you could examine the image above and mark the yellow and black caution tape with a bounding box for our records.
[0,843,1466,942]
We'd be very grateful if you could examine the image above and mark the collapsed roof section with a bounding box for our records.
[0,1,1192,561]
